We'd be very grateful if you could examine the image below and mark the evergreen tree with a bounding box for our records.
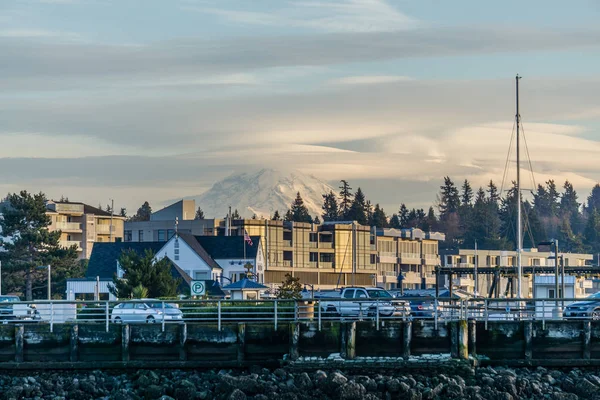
[487,180,500,207]
[284,209,294,222]
[365,200,373,226]
[130,201,152,222]
[105,204,113,214]
[271,210,281,221]
[231,209,241,219]
[584,208,600,253]
[276,273,302,299]
[347,188,367,225]
[559,217,585,253]
[109,249,181,299]
[588,184,600,213]
[546,180,560,217]
[0,191,80,300]
[251,213,258,219]
[389,214,401,229]
[424,206,437,232]
[461,179,473,206]
[370,204,388,228]
[313,216,321,225]
[338,180,353,219]
[560,181,580,219]
[119,207,127,217]
[321,191,339,222]
[398,204,409,228]
[438,177,460,217]
[286,192,312,223]
[194,206,205,220]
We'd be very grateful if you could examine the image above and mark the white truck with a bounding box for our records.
[317,287,410,319]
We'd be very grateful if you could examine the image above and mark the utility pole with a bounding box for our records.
[474,240,478,296]
[352,222,356,287]
[554,240,559,313]
[109,198,114,242]
[515,74,523,299]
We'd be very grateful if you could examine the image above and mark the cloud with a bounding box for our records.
[187,0,417,33]
[330,75,413,85]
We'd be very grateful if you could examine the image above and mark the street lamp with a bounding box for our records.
[303,284,315,299]
[539,240,563,316]
[37,265,51,300]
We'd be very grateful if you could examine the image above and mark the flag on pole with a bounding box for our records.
[244,230,253,246]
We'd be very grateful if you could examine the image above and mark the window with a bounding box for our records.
[343,289,355,299]
[174,249,179,255]
[135,303,146,309]
[138,230,144,242]
[123,303,134,309]
[370,254,377,264]
[174,240,179,249]
[355,291,367,299]
[158,230,166,242]
[167,229,175,240]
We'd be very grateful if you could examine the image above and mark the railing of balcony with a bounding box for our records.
[309,242,318,248]
[61,240,82,250]
[96,225,116,234]
[55,222,82,231]
[319,242,333,249]
[283,240,292,247]
[400,252,420,259]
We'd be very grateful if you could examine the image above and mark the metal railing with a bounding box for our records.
[0,297,595,333]
[54,222,82,231]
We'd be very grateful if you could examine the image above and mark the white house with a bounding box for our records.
[156,233,223,281]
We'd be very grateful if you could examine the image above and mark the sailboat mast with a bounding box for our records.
[516,74,523,299]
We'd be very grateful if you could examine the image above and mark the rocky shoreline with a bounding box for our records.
[1,365,598,400]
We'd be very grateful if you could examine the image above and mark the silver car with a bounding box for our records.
[111,299,183,323]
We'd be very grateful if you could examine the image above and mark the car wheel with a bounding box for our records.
[146,316,156,323]
[114,317,122,324]
[592,310,600,321]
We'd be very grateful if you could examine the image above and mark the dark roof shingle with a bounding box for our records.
[86,242,165,279]
[177,233,222,270]
[222,278,268,290]
[194,235,261,259]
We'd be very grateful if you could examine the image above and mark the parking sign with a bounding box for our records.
[191,280,206,296]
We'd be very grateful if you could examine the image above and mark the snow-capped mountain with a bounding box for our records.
[194,169,336,219]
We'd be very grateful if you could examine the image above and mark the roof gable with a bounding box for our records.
[86,242,165,279]
[176,233,222,270]
[222,278,268,290]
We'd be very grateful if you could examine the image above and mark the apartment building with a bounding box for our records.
[46,201,125,259]
[125,200,447,289]
[442,248,594,297]
[375,228,445,290]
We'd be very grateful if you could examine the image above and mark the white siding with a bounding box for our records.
[156,236,215,278]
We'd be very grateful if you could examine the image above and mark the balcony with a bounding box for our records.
[309,242,318,248]
[319,242,333,249]
[399,253,421,263]
[319,262,333,269]
[55,222,82,232]
[283,240,292,247]
[282,260,292,267]
[309,261,318,268]
[424,254,439,264]
[96,225,116,235]
[61,240,82,251]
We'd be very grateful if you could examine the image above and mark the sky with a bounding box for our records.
[1,0,600,216]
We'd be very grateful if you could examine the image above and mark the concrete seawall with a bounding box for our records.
[1,320,600,369]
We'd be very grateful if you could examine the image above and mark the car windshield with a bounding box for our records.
[588,292,600,299]
[147,302,176,309]
[0,297,18,303]
[367,290,392,299]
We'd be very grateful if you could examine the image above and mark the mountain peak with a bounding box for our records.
[195,169,335,218]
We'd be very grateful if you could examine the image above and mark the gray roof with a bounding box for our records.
[194,235,260,259]
[177,233,222,270]
[86,242,165,279]
[222,278,268,290]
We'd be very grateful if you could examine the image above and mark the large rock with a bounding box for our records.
[295,373,313,391]
[228,389,247,400]
[173,380,197,400]
[336,382,366,400]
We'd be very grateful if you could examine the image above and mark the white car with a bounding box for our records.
[111,299,183,323]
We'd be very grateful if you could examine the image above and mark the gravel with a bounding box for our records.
[1,366,600,399]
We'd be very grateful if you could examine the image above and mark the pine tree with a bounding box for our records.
[313,216,321,224]
[194,206,205,220]
[0,191,80,300]
[321,191,339,222]
[587,184,600,213]
[461,179,473,206]
[370,204,388,228]
[119,207,127,217]
[584,208,600,253]
[287,192,312,223]
[276,273,302,299]
[365,200,373,226]
[231,209,241,219]
[389,214,401,229]
[130,201,152,222]
[560,181,579,218]
[347,188,367,225]
[398,204,409,228]
[105,204,113,213]
[424,206,437,232]
[271,210,281,221]
[338,180,353,219]
[438,177,460,217]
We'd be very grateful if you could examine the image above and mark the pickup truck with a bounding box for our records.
[318,287,410,319]
[0,295,40,321]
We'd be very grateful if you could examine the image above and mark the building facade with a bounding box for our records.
[442,249,594,297]
[46,201,125,259]
[125,201,446,290]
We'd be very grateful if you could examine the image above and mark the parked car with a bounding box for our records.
[319,287,410,319]
[0,295,40,321]
[564,292,600,319]
[111,299,183,323]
